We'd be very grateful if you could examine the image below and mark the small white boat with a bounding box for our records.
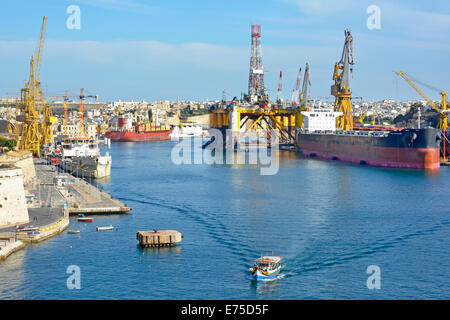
[96,225,115,231]
[249,256,282,280]
[68,230,80,234]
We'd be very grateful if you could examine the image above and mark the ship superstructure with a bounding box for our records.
[56,138,112,178]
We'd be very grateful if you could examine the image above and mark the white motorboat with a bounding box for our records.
[96,225,115,231]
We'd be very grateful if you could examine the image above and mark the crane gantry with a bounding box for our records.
[332,29,355,131]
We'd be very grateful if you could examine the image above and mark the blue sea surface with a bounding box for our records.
[0,139,449,299]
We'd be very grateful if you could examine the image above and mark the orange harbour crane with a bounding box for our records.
[46,89,98,137]
[77,88,98,137]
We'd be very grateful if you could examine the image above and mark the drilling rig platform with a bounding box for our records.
[205,24,305,151]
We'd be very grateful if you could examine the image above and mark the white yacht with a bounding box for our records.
[170,124,204,139]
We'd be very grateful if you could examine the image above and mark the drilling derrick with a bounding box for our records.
[247,24,266,103]
[207,24,302,151]
[331,29,355,131]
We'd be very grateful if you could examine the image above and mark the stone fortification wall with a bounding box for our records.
[0,165,29,227]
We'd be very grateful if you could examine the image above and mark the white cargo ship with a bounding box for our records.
[55,138,112,178]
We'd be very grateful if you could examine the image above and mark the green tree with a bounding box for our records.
[0,137,17,151]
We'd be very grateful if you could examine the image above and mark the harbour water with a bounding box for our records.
[0,139,449,299]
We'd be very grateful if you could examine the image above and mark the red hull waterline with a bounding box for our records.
[106,129,172,142]
[298,140,440,169]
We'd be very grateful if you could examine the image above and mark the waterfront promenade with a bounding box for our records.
[0,159,131,261]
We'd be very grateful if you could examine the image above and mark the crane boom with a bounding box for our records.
[395,72,440,114]
[394,71,448,130]
[300,63,310,107]
[34,16,47,85]
[291,67,302,106]
[357,109,368,124]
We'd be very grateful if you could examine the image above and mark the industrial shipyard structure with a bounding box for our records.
[0,18,449,169]
[207,24,449,169]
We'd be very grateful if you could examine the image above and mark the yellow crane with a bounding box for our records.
[19,16,47,157]
[394,71,448,131]
[356,109,368,124]
[19,57,41,157]
[13,98,20,136]
[40,104,58,146]
[370,109,377,126]
[332,29,355,131]
[5,100,12,134]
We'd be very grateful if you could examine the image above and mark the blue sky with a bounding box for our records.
[0,0,449,102]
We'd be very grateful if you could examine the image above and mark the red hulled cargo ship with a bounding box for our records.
[105,129,172,142]
[105,116,172,142]
[296,109,442,169]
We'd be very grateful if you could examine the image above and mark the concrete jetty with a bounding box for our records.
[137,230,183,247]
[35,159,131,215]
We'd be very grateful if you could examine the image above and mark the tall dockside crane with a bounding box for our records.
[19,16,47,156]
[331,29,355,131]
[394,71,448,131]
[299,63,310,108]
[31,16,57,146]
[77,88,98,137]
[19,57,41,157]
[296,63,311,128]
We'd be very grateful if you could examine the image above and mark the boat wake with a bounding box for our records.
[281,218,450,278]
[119,192,256,263]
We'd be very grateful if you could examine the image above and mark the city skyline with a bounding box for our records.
[0,0,449,102]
